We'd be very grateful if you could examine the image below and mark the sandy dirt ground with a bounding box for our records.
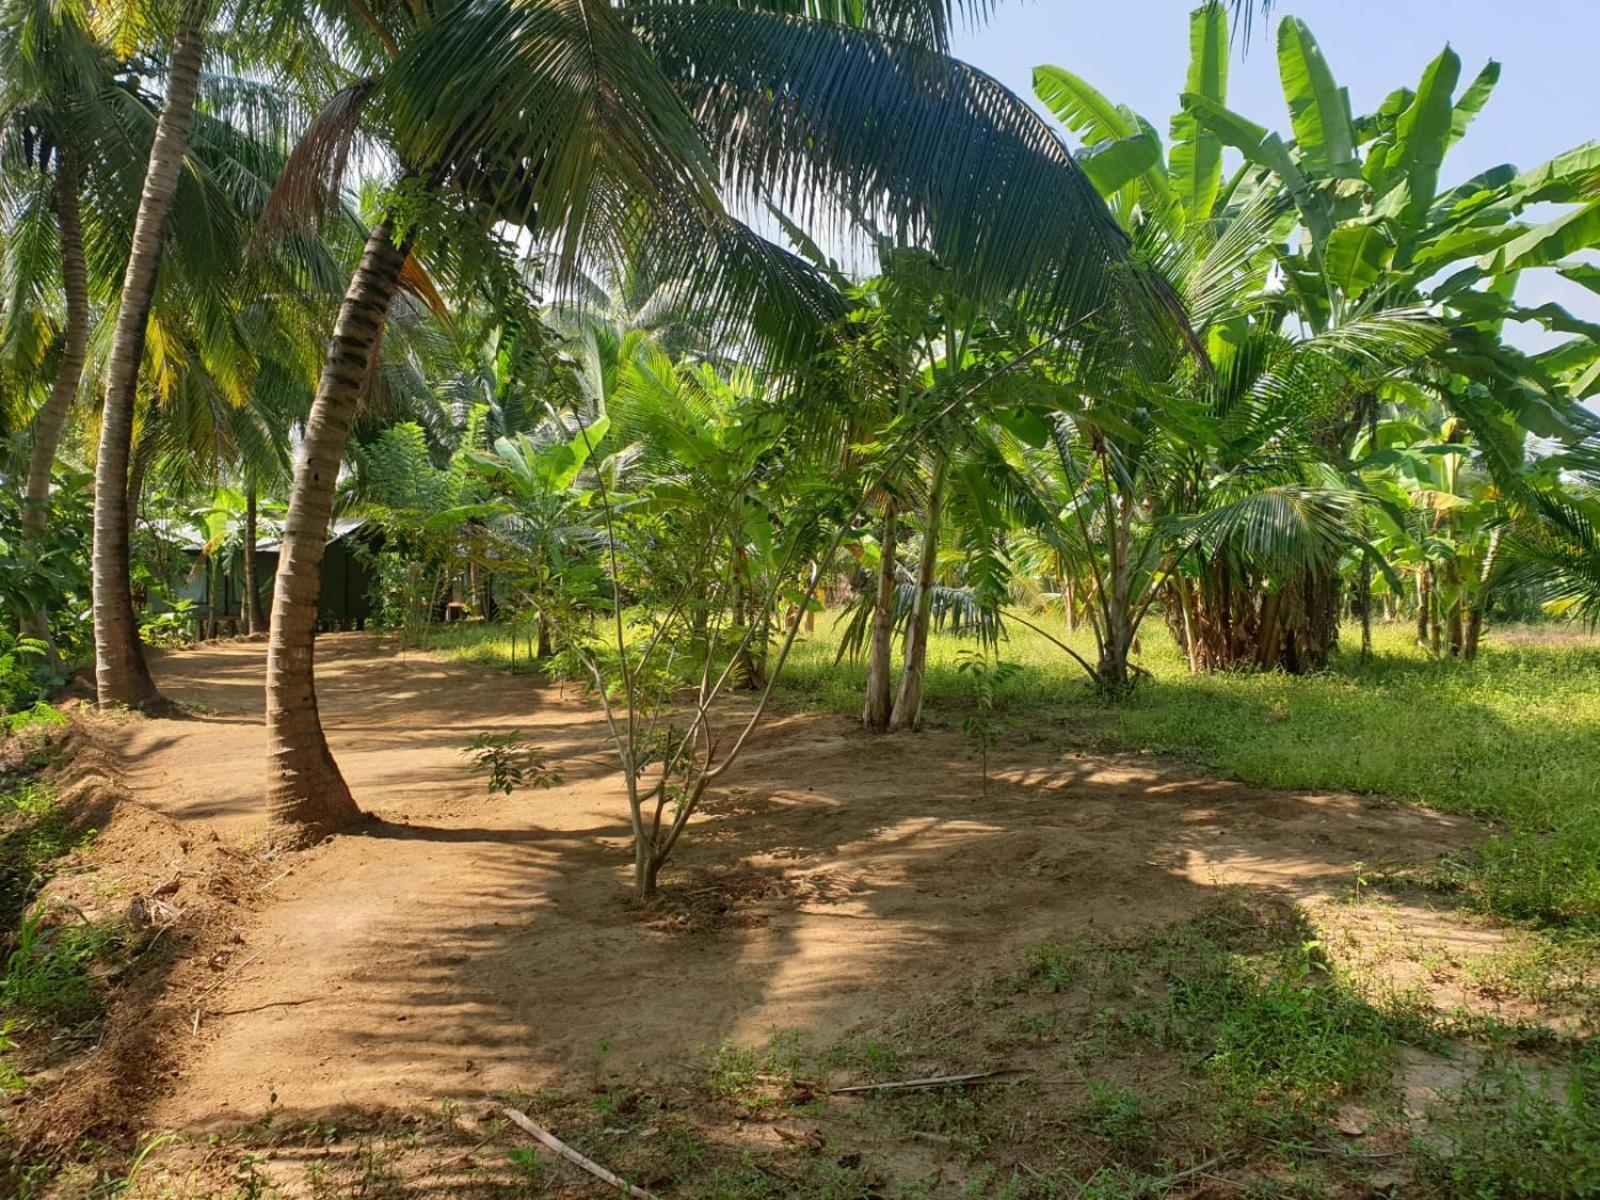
[100,634,1476,1129]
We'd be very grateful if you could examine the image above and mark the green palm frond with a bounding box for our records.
[1492,489,1600,624]
[1171,484,1354,574]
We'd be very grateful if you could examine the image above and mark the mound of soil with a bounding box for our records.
[7,715,265,1155]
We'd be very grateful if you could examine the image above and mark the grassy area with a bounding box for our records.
[0,718,127,1097]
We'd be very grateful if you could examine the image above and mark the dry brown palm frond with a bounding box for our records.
[255,78,376,246]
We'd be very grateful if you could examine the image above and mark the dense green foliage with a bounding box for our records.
[2,0,1600,1188]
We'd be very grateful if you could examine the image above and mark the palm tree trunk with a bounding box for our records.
[90,5,207,707]
[265,222,408,844]
[243,479,264,634]
[862,498,898,732]
[1463,606,1484,661]
[890,454,949,732]
[1416,568,1431,649]
[20,163,90,657]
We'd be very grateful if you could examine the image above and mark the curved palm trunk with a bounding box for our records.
[890,454,948,732]
[862,499,898,732]
[91,7,207,707]
[265,223,407,844]
[20,165,90,655]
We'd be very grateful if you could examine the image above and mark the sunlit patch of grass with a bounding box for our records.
[1464,929,1600,1010]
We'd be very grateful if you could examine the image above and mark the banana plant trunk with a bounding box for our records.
[890,454,949,732]
[20,164,90,657]
[90,6,207,707]
[265,222,408,844]
[862,499,898,732]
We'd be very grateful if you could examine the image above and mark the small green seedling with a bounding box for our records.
[462,731,564,797]
[956,649,1020,797]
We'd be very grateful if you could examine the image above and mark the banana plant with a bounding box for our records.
[1172,15,1600,462]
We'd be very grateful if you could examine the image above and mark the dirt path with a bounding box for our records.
[104,635,1473,1128]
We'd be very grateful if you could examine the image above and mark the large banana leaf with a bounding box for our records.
[1182,92,1329,246]
[1276,17,1357,176]
[1514,141,1600,204]
[1393,46,1461,224]
[1448,60,1500,149]
[1168,2,1228,223]
[1034,64,1172,210]
[1323,217,1396,297]
[1077,135,1161,199]
[1479,198,1600,272]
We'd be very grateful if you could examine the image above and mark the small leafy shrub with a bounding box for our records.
[0,630,47,721]
[138,599,197,648]
[3,701,66,737]
[462,731,563,796]
[956,650,1020,796]
[1020,940,1085,992]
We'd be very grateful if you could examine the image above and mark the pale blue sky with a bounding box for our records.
[953,0,1600,348]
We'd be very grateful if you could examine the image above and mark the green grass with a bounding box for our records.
[0,773,86,928]
[784,617,1600,929]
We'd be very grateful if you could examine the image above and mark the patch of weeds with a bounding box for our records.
[1147,912,1432,1130]
[0,776,88,927]
[1448,816,1600,929]
[1017,939,1086,993]
[859,1037,902,1077]
[1,906,124,1027]
[1079,1080,1154,1153]
[819,1031,906,1081]
[0,1019,26,1090]
[504,1146,551,1194]
[1414,1051,1600,1198]
[1465,928,1600,1009]
[232,1151,280,1199]
[888,1087,987,1140]
[1074,1163,1167,1199]
[704,1035,810,1113]
[1239,1164,1339,1199]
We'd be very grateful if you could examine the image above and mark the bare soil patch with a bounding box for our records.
[77,633,1502,1135]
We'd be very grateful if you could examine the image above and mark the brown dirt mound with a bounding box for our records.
[8,714,266,1155]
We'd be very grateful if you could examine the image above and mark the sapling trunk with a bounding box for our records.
[890,454,949,731]
[863,499,898,732]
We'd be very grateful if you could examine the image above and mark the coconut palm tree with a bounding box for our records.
[258,0,1160,843]
[87,0,213,707]
[0,3,125,656]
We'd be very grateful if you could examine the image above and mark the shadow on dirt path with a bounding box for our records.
[97,634,1475,1128]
